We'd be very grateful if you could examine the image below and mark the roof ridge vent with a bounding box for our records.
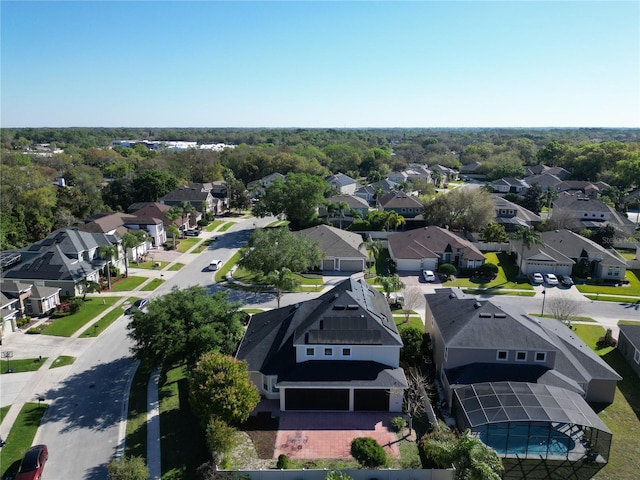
[493,313,507,318]
[479,313,492,318]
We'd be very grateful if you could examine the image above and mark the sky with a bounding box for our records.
[1,1,639,128]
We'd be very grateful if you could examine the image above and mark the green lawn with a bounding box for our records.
[40,296,121,337]
[217,221,235,232]
[444,252,533,290]
[141,278,164,291]
[80,306,124,337]
[266,220,289,228]
[130,260,169,270]
[584,294,640,303]
[617,250,638,261]
[111,276,147,292]
[394,314,423,331]
[191,239,214,253]
[574,325,640,480]
[159,365,208,479]
[168,262,185,271]
[215,251,241,282]
[204,220,224,232]
[232,267,323,291]
[0,405,9,423]
[577,270,640,296]
[0,403,48,480]
[125,362,149,459]
[176,237,200,253]
[50,355,75,368]
[242,308,265,314]
[0,357,47,374]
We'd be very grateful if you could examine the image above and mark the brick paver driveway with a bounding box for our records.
[274,412,400,460]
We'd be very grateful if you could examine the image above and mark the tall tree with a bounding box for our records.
[423,188,495,232]
[132,169,179,202]
[128,286,244,368]
[377,274,405,301]
[188,351,260,426]
[120,230,149,277]
[514,226,541,276]
[238,227,324,277]
[97,244,119,289]
[265,268,300,308]
[325,200,349,229]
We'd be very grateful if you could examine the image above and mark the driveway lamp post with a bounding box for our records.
[541,290,546,316]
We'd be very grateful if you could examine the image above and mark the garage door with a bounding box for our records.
[322,259,336,271]
[285,388,349,411]
[339,259,364,272]
[354,389,389,411]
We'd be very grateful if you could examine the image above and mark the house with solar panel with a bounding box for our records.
[236,274,407,412]
[425,288,620,476]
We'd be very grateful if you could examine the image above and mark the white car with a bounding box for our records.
[422,270,436,282]
[543,273,559,286]
[531,273,544,284]
[208,259,223,271]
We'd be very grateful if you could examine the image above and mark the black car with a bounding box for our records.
[558,275,574,287]
[126,298,149,314]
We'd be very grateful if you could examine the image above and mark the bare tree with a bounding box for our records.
[547,295,580,327]
[548,207,580,231]
[404,367,430,434]
[402,287,423,324]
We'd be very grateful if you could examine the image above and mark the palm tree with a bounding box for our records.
[78,279,101,300]
[377,274,405,302]
[180,201,196,228]
[266,268,300,308]
[121,230,149,277]
[385,211,406,231]
[97,244,118,290]
[515,226,541,277]
[359,237,381,274]
[165,207,181,246]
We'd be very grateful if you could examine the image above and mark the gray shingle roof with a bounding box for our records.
[236,276,401,377]
[619,324,640,349]
[378,192,423,209]
[294,225,366,259]
[389,226,485,261]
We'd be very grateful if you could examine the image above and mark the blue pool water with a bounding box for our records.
[480,425,575,456]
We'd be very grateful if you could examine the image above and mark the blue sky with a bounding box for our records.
[1,1,638,128]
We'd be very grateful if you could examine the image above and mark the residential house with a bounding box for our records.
[0,228,123,298]
[511,229,627,280]
[523,173,564,192]
[129,202,188,239]
[326,173,359,195]
[552,193,636,236]
[247,172,286,198]
[236,275,407,412]
[491,177,530,194]
[617,324,640,378]
[377,192,423,219]
[1,293,20,340]
[355,179,400,204]
[460,161,483,179]
[353,184,377,204]
[388,164,432,185]
[294,225,366,272]
[388,226,485,272]
[430,164,459,182]
[425,289,619,470]
[492,195,542,232]
[159,182,221,217]
[320,194,370,226]
[80,210,167,248]
[524,164,570,180]
[556,180,610,199]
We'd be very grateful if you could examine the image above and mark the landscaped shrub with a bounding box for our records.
[276,454,291,469]
[16,317,31,328]
[391,416,407,432]
[477,262,499,278]
[69,297,84,314]
[26,325,45,335]
[324,471,353,480]
[350,437,388,468]
[205,417,239,462]
[438,263,456,280]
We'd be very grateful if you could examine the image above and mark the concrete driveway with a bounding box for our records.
[275,412,400,460]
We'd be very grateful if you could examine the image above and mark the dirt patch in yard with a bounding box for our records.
[240,412,279,459]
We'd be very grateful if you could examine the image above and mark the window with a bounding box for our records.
[535,352,546,362]
[516,351,527,361]
[342,348,351,357]
[634,349,640,365]
[271,382,279,393]
[305,347,315,357]
[324,348,333,356]
[496,350,508,361]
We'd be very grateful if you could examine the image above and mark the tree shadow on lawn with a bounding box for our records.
[41,357,138,434]
[240,412,278,459]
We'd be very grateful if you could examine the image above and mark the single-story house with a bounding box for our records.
[236,274,407,412]
[617,324,640,379]
[388,226,485,272]
[294,225,366,272]
[491,177,530,194]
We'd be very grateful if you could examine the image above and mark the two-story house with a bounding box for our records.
[492,195,542,232]
[552,193,636,236]
[159,182,225,216]
[377,192,423,219]
[425,289,619,470]
[388,226,485,272]
[236,275,407,412]
[326,173,359,195]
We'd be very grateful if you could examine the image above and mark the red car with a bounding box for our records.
[16,444,48,480]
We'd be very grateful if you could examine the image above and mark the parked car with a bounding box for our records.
[126,298,149,315]
[16,444,48,480]
[184,228,200,237]
[209,259,223,271]
[422,270,436,282]
[543,273,559,286]
[531,272,544,284]
[558,275,574,287]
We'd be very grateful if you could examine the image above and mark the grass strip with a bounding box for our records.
[176,238,200,253]
[0,405,10,423]
[130,260,169,270]
[215,251,242,282]
[80,306,124,337]
[394,316,423,331]
[444,252,534,290]
[111,276,147,292]
[1,358,47,374]
[168,262,185,271]
[218,221,234,232]
[574,324,640,480]
[40,297,121,337]
[462,289,536,297]
[49,355,75,368]
[0,403,47,479]
[141,279,164,291]
[124,362,149,460]
[204,220,224,232]
[583,294,640,304]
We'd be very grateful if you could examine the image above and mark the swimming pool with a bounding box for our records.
[480,424,576,457]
